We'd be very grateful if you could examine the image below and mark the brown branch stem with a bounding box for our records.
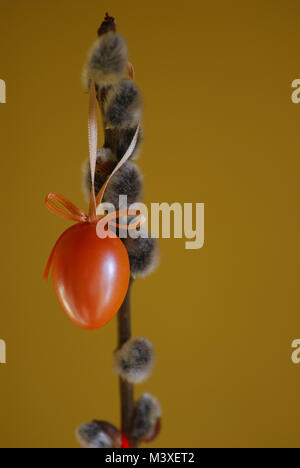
[117,278,136,446]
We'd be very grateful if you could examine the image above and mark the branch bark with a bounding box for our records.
[117,278,135,445]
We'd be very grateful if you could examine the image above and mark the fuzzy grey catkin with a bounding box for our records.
[82,149,114,202]
[114,127,143,161]
[83,24,143,161]
[83,32,128,88]
[114,337,155,384]
[76,421,121,449]
[82,158,143,208]
[123,236,160,278]
[104,79,142,129]
[131,393,161,443]
[104,161,143,208]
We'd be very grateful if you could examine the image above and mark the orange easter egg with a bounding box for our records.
[49,223,130,330]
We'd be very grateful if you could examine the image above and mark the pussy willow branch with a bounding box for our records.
[95,14,139,447]
[117,278,136,446]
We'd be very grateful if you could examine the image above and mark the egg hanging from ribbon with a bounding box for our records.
[44,81,140,331]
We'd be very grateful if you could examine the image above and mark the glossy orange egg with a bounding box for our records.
[50,223,130,330]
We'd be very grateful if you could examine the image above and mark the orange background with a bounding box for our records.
[1,0,300,448]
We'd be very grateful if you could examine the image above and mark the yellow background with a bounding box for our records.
[0,0,300,448]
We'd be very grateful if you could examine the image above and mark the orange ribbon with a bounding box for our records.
[44,80,143,277]
[45,192,88,223]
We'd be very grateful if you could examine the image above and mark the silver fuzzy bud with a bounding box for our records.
[104,79,142,129]
[114,337,155,384]
[76,420,121,449]
[83,32,128,88]
[123,236,160,278]
[131,393,161,444]
[82,158,143,209]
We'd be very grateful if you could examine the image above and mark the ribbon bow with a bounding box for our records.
[44,81,144,278]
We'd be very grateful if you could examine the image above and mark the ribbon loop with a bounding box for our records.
[45,192,88,223]
[44,79,145,280]
[45,80,145,243]
[88,80,98,221]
